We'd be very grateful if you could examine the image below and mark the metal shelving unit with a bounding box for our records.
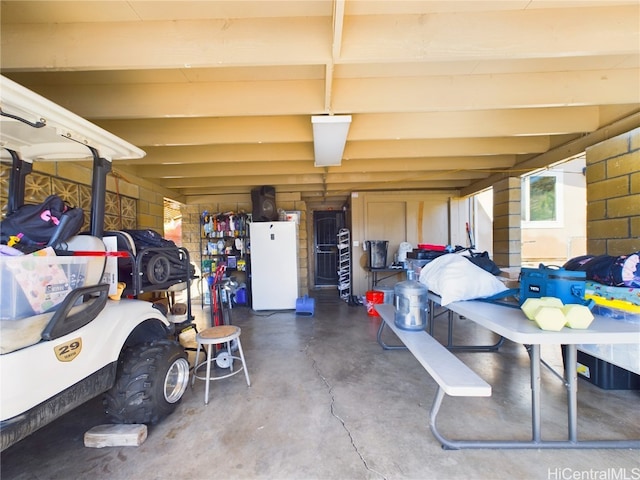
[337,228,351,301]
[199,211,251,308]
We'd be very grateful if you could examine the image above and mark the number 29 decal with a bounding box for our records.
[55,338,82,362]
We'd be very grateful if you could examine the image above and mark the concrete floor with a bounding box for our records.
[2,289,639,480]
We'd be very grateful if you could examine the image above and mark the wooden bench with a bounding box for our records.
[375,304,491,449]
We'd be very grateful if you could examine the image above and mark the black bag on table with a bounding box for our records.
[564,253,640,287]
[461,250,501,275]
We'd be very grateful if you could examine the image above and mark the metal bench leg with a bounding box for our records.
[433,306,505,352]
[376,319,408,350]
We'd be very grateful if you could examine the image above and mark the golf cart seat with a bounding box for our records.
[0,235,108,354]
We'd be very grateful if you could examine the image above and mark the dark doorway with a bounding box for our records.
[313,210,346,286]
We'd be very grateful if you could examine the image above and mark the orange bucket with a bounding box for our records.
[365,290,385,317]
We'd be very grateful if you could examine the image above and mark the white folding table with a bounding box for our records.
[378,296,640,449]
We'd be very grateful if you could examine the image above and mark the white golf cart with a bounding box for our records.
[0,76,192,451]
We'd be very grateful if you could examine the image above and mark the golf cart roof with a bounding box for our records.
[0,75,145,163]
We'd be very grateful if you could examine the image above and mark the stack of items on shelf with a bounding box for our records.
[202,211,250,239]
[200,211,250,273]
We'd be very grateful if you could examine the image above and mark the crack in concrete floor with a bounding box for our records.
[305,343,387,480]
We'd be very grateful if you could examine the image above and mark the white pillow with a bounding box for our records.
[418,253,508,306]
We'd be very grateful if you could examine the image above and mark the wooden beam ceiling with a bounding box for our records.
[1,0,638,204]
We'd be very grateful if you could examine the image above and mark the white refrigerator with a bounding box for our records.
[250,221,299,310]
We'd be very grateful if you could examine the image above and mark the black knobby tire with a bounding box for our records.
[146,254,171,284]
[104,339,190,425]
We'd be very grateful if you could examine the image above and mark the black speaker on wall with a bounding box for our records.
[251,185,278,222]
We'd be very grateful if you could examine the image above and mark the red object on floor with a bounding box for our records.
[365,291,384,316]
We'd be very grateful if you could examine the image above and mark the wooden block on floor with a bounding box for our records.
[84,424,147,448]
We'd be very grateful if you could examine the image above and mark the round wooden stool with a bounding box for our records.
[191,325,251,404]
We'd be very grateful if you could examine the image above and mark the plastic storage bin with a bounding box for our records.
[562,346,640,390]
[577,305,640,376]
[0,250,104,321]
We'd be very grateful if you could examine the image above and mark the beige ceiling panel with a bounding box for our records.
[335,61,480,78]
[344,137,551,159]
[322,180,467,191]
[334,70,640,113]
[0,1,142,23]
[349,107,600,140]
[334,156,516,173]
[326,170,488,184]
[180,65,325,83]
[115,143,314,166]
[161,173,325,189]
[346,1,635,16]
[5,65,326,86]
[320,175,478,192]
[613,55,640,69]
[525,1,639,9]
[135,160,318,179]
[468,54,640,75]
[344,1,530,15]
[97,116,313,147]
[3,70,188,86]
[336,54,640,79]
[7,0,628,24]
[128,1,333,21]
[340,6,639,62]
[1,17,332,70]
[24,80,325,119]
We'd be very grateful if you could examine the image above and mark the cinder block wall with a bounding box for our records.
[585,127,640,255]
[492,176,522,268]
[135,185,166,231]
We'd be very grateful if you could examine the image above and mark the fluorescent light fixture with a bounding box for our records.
[312,115,352,167]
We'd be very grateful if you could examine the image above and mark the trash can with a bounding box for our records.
[366,240,389,268]
[365,290,385,317]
